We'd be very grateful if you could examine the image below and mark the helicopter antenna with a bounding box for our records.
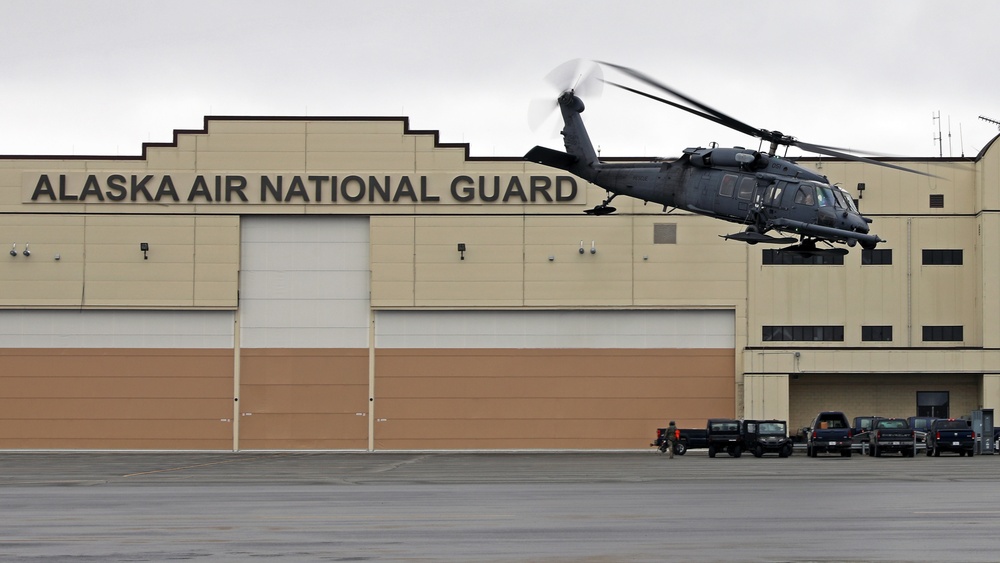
[981,115,1000,130]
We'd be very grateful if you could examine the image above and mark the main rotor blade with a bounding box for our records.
[598,60,941,178]
[794,140,941,178]
[598,60,771,142]
[602,80,733,130]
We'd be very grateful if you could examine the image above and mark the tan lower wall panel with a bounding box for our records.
[374,348,735,449]
[239,349,369,449]
[239,414,367,450]
[0,348,233,450]
[0,349,233,377]
[789,374,980,431]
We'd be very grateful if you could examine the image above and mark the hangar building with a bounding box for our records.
[1,115,998,450]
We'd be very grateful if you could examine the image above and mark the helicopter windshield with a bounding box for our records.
[830,187,849,209]
[835,187,860,213]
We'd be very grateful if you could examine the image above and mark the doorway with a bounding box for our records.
[916,391,949,418]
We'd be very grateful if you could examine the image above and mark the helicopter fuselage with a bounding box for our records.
[525,92,882,250]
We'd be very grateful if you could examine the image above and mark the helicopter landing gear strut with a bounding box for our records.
[584,193,617,215]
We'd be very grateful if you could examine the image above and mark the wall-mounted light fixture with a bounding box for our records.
[457,242,466,260]
[10,243,16,257]
[22,243,30,257]
[857,182,865,200]
[579,240,585,254]
[590,241,597,254]
[140,242,149,260]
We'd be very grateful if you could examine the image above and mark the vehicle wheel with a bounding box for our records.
[754,445,764,458]
[780,444,792,458]
[874,445,881,457]
[969,449,975,457]
[809,446,818,458]
[959,451,965,457]
[733,447,742,458]
[933,447,940,457]
[674,442,687,456]
[841,449,852,458]
[708,444,716,458]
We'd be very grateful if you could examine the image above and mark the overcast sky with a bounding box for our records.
[3,0,999,160]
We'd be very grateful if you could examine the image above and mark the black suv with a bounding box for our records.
[706,418,742,458]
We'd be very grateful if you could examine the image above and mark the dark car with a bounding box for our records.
[706,418,742,458]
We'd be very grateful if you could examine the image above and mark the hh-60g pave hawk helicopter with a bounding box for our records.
[525,60,935,255]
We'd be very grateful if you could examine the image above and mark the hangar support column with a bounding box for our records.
[743,373,790,422]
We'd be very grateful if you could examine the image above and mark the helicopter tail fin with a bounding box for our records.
[557,92,600,169]
[524,92,600,177]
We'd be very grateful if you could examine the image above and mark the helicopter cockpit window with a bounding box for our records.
[793,185,816,206]
[737,177,756,200]
[816,185,835,207]
[830,187,849,209]
[719,174,738,197]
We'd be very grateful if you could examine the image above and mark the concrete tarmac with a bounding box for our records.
[1,450,998,562]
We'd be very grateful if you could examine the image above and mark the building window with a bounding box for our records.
[763,325,844,342]
[653,223,677,244]
[862,249,892,265]
[922,326,963,342]
[862,325,893,341]
[922,249,963,265]
[929,194,944,208]
[762,250,844,265]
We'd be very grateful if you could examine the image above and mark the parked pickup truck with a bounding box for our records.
[907,416,938,449]
[707,418,743,458]
[651,427,708,456]
[925,419,975,457]
[807,411,853,457]
[869,418,916,457]
[742,419,793,458]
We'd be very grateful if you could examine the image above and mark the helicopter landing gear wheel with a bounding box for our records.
[584,192,618,216]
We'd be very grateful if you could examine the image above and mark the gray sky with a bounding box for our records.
[3,0,999,160]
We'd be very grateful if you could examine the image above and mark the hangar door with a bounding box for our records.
[373,309,736,450]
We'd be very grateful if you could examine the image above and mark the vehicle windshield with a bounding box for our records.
[758,422,786,434]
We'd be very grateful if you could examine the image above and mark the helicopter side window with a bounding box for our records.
[763,182,785,206]
[737,177,755,201]
[719,174,737,197]
[793,186,816,206]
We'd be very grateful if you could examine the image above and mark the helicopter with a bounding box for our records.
[524,60,935,255]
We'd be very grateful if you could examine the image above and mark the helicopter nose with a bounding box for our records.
[850,214,870,234]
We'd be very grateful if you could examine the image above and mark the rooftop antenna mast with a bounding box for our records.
[932,111,943,157]
[981,115,1000,130]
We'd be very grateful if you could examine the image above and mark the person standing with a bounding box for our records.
[666,421,679,459]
